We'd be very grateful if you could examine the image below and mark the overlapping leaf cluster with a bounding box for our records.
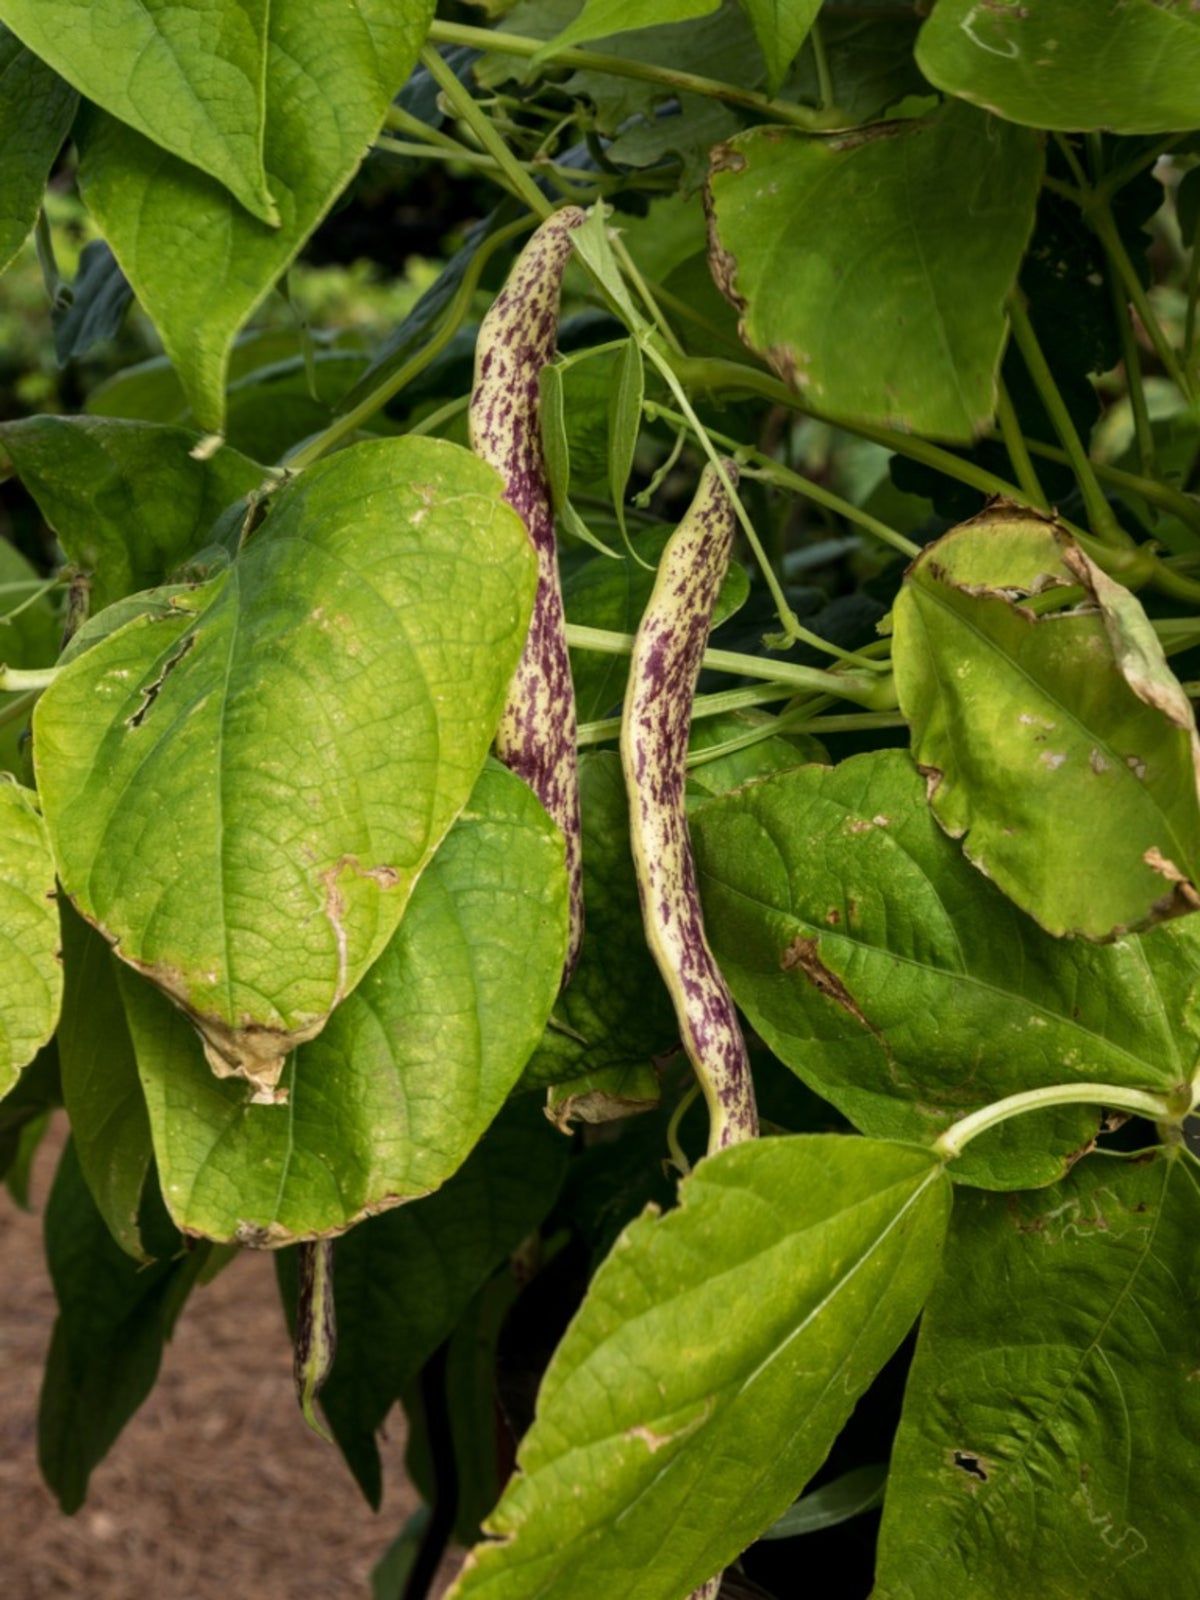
[1,3,1200,1598]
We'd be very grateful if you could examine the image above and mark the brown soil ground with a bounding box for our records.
[0,1119,460,1599]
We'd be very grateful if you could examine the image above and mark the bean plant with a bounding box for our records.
[1,1,1199,1595]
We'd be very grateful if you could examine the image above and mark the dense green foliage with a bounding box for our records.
[2,2,1200,1596]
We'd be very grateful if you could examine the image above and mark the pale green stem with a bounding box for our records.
[648,402,918,559]
[808,19,834,110]
[1091,201,1195,403]
[1009,433,1200,535]
[425,19,847,131]
[0,688,40,729]
[687,707,904,767]
[935,1083,1178,1161]
[1007,295,1129,546]
[995,379,1048,509]
[404,393,470,438]
[420,45,553,220]
[563,623,890,704]
[0,575,64,623]
[609,233,684,355]
[666,1082,702,1177]
[577,681,802,747]
[0,666,57,692]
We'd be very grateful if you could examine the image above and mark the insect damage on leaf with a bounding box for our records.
[470,207,588,984]
[620,462,757,1155]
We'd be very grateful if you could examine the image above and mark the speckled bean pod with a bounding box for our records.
[620,461,758,1154]
[469,207,586,981]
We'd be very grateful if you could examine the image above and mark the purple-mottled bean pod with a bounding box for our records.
[620,461,758,1154]
[469,207,586,982]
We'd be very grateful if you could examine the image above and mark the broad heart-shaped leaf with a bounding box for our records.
[0,0,275,222]
[76,0,434,432]
[706,101,1043,442]
[58,902,154,1261]
[117,762,568,1245]
[275,1098,570,1507]
[893,504,1200,939]
[0,416,264,609]
[875,1152,1200,1597]
[691,750,1200,1189]
[34,438,535,1091]
[739,0,821,94]
[916,0,1200,135]
[449,1136,950,1600]
[0,781,62,1102]
[519,753,678,1091]
[0,27,77,276]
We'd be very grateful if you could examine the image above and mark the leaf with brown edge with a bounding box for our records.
[34,439,535,1092]
[893,502,1200,940]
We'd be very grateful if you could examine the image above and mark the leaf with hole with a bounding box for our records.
[875,1152,1200,1596]
[34,438,535,1092]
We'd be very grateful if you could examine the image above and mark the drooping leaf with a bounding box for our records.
[0,781,62,1102]
[0,1042,60,1191]
[916,0,1200,135]
[0,26,77,276]
[34,438,535,1091]
[534,0,720,60]
[691,749,1200,1187]
[51,240,134,364]
[607,338,644,550]
[38,1140,206,1512]
[545,1060,661,1129]
[0,0,277,221]
[519,753,678,1090]
[0,416,264,608]
[119,763,568,1245]
[762,1463,887,1540]
[449,1136,951,1600]
[739,0,820,94]
[76,0,435,431]
[893,504,1200,939]
[275,1098,569,1507]
[57,902,154,1260]
[875,1152,1200,1596]
[706,101,1043,441]
[565,531,749,721]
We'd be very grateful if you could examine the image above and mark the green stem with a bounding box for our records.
[426,19,847,131]
[1108,250,1157,475]
[687,707,904,767]
[808,20,834,110]
[935,1082,1180,1161]
[665,1082,702,1177]
[643,344,879,666]
[995,380,1048,508]
[577,681,802,747]
[0,688,40,729]
[0,573,64,625]
[0,666,57,692]
[385,102,474,156]
[1185,208,1200,371]
[564,623,890,704]
[609,234,683,355]
[1007,294,1129,546]
[420,45,553,220]
[283,216,534,470]
[404,394,470,439]
[1090,200,1196,403]
[646,400,913,560]
[1011,433,1200,535]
